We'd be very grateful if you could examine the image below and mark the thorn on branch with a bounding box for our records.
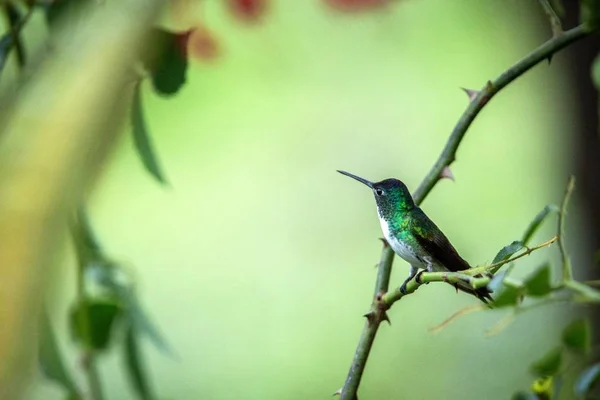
[340,24,595,400]
[439,166,455,181]
[333,388,342,396]
[480,80,495,105]
[381,312,391,325]
[461,87,479,102]
[363,310,376,326]
[379,237,389,248]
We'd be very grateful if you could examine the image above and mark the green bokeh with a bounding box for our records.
[30,1,582,399]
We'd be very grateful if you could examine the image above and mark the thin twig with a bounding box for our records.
[479,236,557,275]
[381,236,557,306]
[538,0,563,37]
[338,24,597,400]
[428,304,486,334]
[562,280,600,302]
[558,176,575,281]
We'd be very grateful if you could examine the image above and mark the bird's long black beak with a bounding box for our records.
[337,170,373,188]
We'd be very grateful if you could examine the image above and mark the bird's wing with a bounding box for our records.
[411,208,471,272]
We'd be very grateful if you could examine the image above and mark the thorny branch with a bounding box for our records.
[338,24,599,400]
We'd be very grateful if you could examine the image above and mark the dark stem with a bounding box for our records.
[339,23,598,400]
[1,3,32,70]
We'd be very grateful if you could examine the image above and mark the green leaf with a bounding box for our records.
[70,298,123,351]
[581,0,600,30]
[124,325,154,400]
[493,241,524,264]
[131,83,168,184]
[124,288,174,357]
[593,54,600,90]
[530,346,562,377]
[576,363,600,395]
[71,206,104,265]
[562,318,591,354]
[521,205,559,246]
[93,262,174,357]
[143,29,190,96]
[0,31,13,76]
[511,392,537,400]
[524,264,552,297]
[0,3,29,77]
[39,311,81,398]
[4,3,26,67]
[532,375,555,398]
[493,285,521,308]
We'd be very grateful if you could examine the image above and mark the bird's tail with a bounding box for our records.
[453,273,494,305]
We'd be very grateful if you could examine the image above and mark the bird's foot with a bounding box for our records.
[399,281,409,295]
[415,270,427,284]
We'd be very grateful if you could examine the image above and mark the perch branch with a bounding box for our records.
[381,236,557,305]
[338,23,597,400]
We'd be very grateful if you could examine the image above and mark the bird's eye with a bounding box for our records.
[375,189,384,196]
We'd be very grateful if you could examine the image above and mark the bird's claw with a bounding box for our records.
[399,282,408,295]
[415,270,426,284]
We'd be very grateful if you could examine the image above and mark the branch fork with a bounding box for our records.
[364,291,391,327]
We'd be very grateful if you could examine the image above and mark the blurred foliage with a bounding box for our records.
[580,0,600,29]
[39,312,82,399]
[0,0,598,399]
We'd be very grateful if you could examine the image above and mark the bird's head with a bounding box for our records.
[337,170,415,218]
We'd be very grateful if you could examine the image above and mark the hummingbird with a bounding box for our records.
[338,170,492,303]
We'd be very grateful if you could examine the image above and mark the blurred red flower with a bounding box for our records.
[323,0,391,13]
[228,0,268,22]
[189,27,220,61]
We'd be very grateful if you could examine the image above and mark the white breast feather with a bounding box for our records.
[378,216,423,267]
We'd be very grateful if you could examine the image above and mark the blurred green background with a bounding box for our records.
[28,0,583,399]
